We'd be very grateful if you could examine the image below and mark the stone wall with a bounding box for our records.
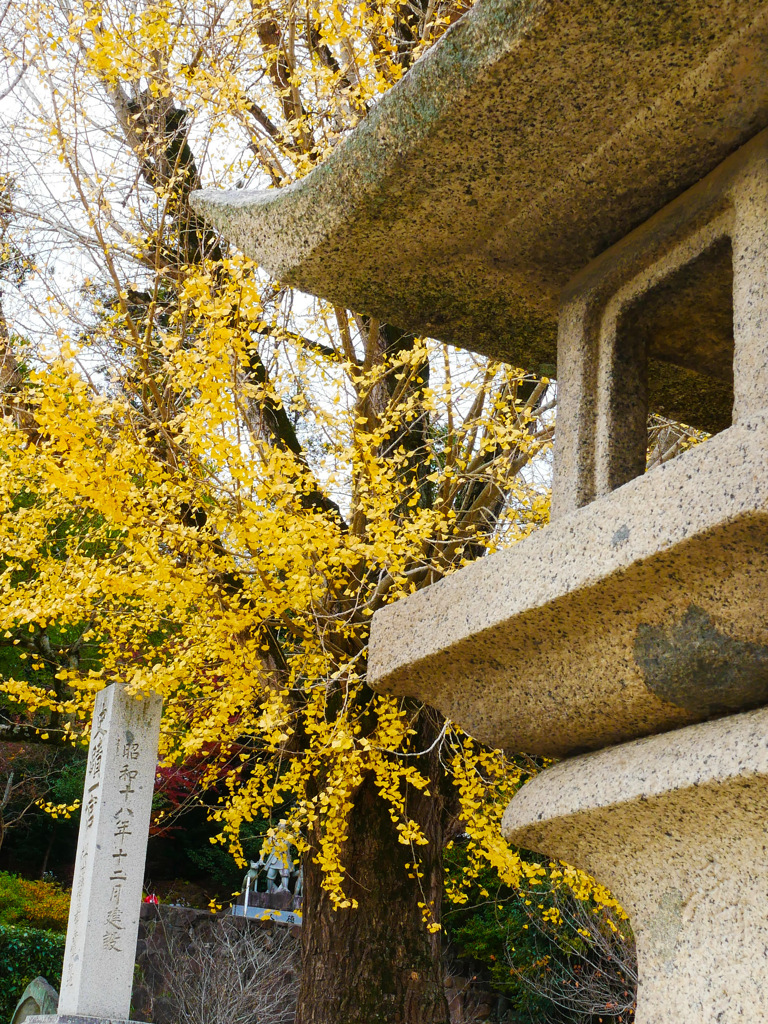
[133,904,300,1024]
[133,904,507,1024]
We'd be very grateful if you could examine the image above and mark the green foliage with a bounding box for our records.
[444,842,637,1022]
[0,924,65,1022]
[0,872,70,932]
[0,748,87,881]
[152,812,278,895]
[47,760,87,808]
[444,850,562,1020]
[183,837,248,890]
[444,842,617,1022]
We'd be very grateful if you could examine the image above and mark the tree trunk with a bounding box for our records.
[296,723,450,1024]
[40,832,54,877]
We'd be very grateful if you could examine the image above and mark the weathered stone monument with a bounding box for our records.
[28,684,162,1024]
[193,1,768,1019]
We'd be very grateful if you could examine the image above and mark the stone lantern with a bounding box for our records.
[193,2,768,1019]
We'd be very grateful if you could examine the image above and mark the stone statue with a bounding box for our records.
[262,847,293,893]
[242,823,301,900]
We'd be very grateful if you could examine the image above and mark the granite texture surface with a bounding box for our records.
[368,413,768,757]
[192,0,768,430]
[370,134,768,755]
[58,685,162,1021]
[551,130,767,516]
[502,706,768,1023]
[24,1018,146,1024]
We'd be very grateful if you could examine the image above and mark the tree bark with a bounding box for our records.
[296,712,450,1024]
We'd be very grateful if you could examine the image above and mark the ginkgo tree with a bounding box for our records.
[0,2,629,1022]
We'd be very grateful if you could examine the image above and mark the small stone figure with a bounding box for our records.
[241,824,302,904]
[242,860,260,888]
[241,860,261,909]
[262,847,292,892]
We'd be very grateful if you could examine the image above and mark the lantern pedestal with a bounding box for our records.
[27,1017,147,1024]
[503,707,768,1024]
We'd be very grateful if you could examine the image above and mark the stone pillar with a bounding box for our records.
[502,707,768,1024]
[552,278,649,520]
[592,302,649,499]
[30,683,162,1024]
[549,293,599,520]
[731,152,768,426]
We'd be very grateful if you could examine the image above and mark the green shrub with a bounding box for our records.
[0,873,70,933]
[0,924,65,1022]
[443,844,636,1022]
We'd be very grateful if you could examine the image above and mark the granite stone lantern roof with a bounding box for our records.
[367,127,768,758]
[192,0,768,433]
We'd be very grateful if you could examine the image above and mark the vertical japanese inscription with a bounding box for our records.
[103,738,140,951]
[70,702,107,942]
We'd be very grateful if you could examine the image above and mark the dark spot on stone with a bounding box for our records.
[635,605,768,716]
[126,729,135,744]
[611,524,630,547]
